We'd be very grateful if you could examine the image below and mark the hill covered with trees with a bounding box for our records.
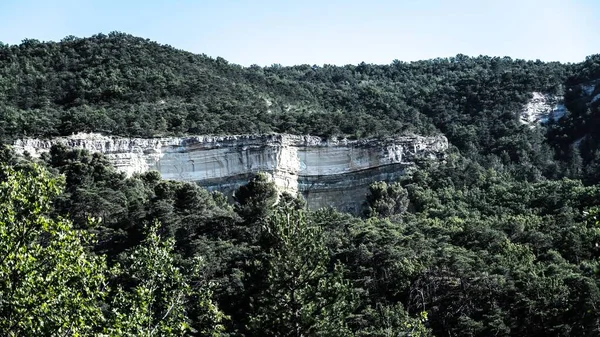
[2,33,600,336]
[3,32,600,181]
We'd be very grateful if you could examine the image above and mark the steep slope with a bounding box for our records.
[14,133,448,213]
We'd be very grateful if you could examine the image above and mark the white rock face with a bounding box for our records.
[14,133,448,213]
[521,92,566,125]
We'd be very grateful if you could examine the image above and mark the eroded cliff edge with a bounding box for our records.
[13,133,448,213]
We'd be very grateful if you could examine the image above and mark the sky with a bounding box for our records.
[0,0,598,66]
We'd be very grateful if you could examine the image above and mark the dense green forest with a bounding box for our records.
[2,33,600,336]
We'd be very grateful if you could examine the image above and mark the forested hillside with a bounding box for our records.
[2,33,600,336]
[3,33,600,181]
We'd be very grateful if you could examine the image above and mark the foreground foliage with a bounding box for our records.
[4,145,600,336]
[0,162,226,336]
[0,164,107,336]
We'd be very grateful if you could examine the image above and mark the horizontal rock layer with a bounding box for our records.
[14,133,448,213]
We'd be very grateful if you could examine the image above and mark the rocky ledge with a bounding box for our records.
[14,133,448,213]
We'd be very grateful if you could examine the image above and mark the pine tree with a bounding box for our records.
[249,208,354,337]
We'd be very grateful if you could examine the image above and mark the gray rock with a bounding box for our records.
[14,133,448,213]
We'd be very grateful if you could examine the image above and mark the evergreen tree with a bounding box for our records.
[364,181,409,218]
[248,208,354,336]
[104,222,227,336]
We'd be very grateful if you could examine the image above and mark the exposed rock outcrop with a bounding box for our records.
[521,92,566,125]
[13,133,448,213]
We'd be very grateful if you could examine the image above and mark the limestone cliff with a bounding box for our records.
[13,133,448,213]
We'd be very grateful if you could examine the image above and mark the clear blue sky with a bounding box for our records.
[0,0,598,66]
